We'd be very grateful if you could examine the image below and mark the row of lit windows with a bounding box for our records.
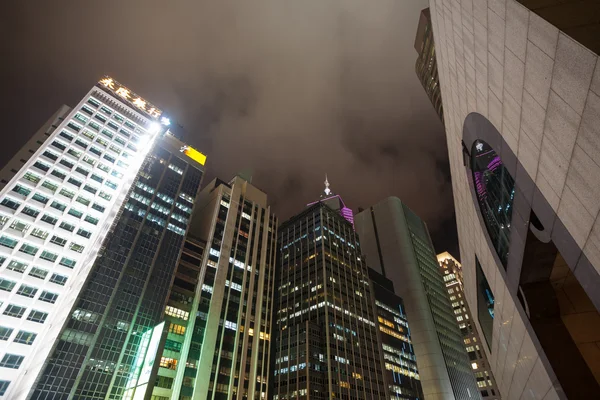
[165,306,189,321]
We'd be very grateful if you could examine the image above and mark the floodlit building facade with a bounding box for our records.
[429,0,600,397]
[438,252,499,399]
[272,185,386,400]
[151,176,277,400]
[368,268,423,400]
[0,77,207,399]
[355,197,480,400]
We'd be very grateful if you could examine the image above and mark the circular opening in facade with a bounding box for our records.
[471,140,515,268]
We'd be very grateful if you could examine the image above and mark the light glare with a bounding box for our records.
[148,122,160,134]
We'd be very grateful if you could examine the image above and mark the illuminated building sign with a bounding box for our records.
[123,321,165,400]
[180,145,207,166]
[98,76,162,119]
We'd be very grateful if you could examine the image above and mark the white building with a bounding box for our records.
[0,77,167,398]
[430,0,600,398]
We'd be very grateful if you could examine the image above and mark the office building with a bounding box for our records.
[0,77,207,399]
[355,198,480,400]
[428,0,600,397]
[414,8,443,124]
[143,234,206,400]
[151,176,277,400]
[272,183,386,400]
[437,252,499,399]
[368,268,423,400]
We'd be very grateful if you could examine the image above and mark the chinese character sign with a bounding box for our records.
[97,76,162,119]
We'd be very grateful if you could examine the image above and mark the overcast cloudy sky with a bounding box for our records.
[1,0,458,256]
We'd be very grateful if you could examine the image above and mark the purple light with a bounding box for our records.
[306,195,355,229]
[474,171,487,199]
[341,207,355,228]
[487,156,502,173]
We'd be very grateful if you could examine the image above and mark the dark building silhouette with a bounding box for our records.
[414,8,444,124]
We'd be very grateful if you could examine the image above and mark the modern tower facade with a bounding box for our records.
[0,77,206,399]
[149,234,206,399]
[429,0,600,397]
[414,8,443,124]
[151,176,277,400]
[437,252,499,399]
[355,197,480,400]
[368,268,423,400]
[272,187,386,400]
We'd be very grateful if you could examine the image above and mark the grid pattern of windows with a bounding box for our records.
[273,203,385,400]
[31,135,204,400]
[150,182,275,400]
[438,255,500,399]
[0,86,162,399]
[369,269,423,399]
[402,206,481,399]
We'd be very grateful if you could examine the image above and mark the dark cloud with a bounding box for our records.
[1,0,458,255]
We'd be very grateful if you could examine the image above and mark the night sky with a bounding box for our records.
[2,1,459,258]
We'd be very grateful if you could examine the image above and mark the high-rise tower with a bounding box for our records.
[414,8,443,124]
[355,197,480,400]
[368,268,423,400]
[0,77,206,399]
[150,176,277,400]
[437,252,499,399]
[272,185,387,400]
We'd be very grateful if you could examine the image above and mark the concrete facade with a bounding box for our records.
[356,199,480,400]
[429,0,600,398]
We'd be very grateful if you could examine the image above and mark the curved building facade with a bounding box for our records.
[429,0,600,398]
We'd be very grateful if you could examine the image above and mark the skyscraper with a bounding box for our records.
[368,268,423,400]
[429,0,600,397]
[151,176,277,400]
[355,197,480,400]
[0,77,207,399]
[272,183,387,400]
[414,8,443,124]
[306,176,355,228]
[149,234,206,399]
[437,252,499,399]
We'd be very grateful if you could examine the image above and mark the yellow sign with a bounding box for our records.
[180,145,207,166]
[98,77,162,119]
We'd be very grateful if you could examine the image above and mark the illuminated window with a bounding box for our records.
[159,357,178,370]
[7,260,27,273]
[168,323,186,335]
[165,306,189,321]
